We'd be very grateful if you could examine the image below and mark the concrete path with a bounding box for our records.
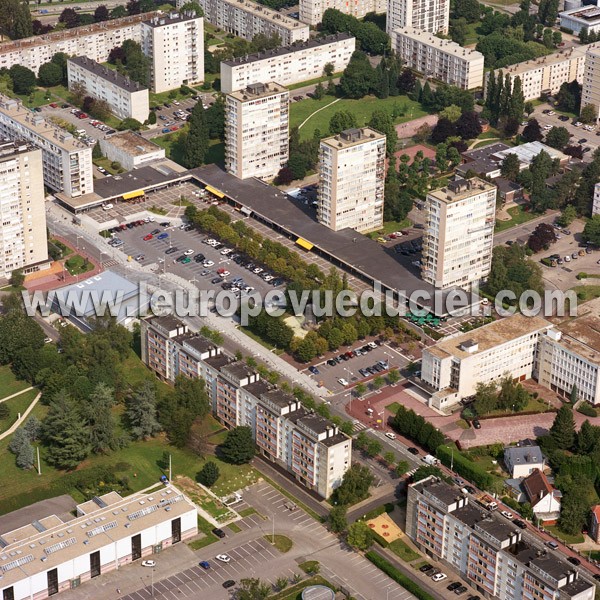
[0,386,34,403]
[0,391,41,441]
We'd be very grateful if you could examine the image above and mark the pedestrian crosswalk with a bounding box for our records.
[101,260,119,269]
[352,420,368,433]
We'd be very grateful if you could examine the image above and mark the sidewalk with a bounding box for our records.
[0,392,41,441]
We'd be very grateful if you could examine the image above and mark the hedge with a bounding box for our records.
[577,402,598,418]
[436,444,495,490]
[371,530,390,548]
[365,551,435,600]
[359,502,395,522]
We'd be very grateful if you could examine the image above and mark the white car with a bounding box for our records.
[141,560,156,567]
[547,110,555,116]
[253,267,263,274]
[102,203,113,211]
[221,248,233,255]
[338,378,349,386]
[575,121,583,127]
[432,573,447,582]
[203,260,214,267]
[216,554,231,563]
[385,432,396,440]
[183,249,194,256]
[501,511,513,519]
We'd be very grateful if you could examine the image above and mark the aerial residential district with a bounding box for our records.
[3,0,600,598]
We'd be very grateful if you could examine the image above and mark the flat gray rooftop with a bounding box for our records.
[0,496,77,538]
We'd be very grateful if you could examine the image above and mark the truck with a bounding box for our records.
[422,454,439,466]
[476,494,498,511]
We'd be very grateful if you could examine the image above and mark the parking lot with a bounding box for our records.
[105,219,286,299]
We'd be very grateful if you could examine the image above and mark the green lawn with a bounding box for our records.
[0,365,30,399]
[188,514,219,550]
[464,22,480,45]
[366,219,412,239]
[386,402,401,414]
[199,497,234,521]
[545,525,584,545]
[209,459,260,497]
[0,389,38,434]
[288,73,342,91]
[153,129,224,169]
[264,534,293,553]
[388,538,420,562]
[228,522,242,533]
[573,285,600,302]
[239,507,259,518]
[290,94,427,140]
[486,396,553,417]
[495,205,539,232]
[16,88,57,108]
[149,89,196,107]
[94,157,124,175]
[270,576,334,600]
[65,254,94,276]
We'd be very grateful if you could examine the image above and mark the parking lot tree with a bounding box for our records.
[365,438,382,457]
[387,369,400,385]
[383,451,395,465]
[126,380,162,440]
[501,153,520,181]
[347,521,374,551]
[117,117,142,131]
[583,215,600,245]
[556,204,577,227]
[147,110,156,125]
[545,126,570,150]
[557,80,582,113]
[550,405,576,450]
[522,118,543,142]
[197,460,220,487]
[236,578,271,600]
[42,391,90,469]
[581,103,598,124]
[8,65,36,95]
[328,505,348,533]
[528,222,556,252]
[354,382,367,397]
[220,425,255,464]
[371,376,385,391]
[396,460,410,476]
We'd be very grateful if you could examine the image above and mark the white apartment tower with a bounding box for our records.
[299,0,386,26]
[141,12,204,93]
[318,128,385,233]
[594,182,600,216]
[421,177,496,290]
[0,140,48,279]
[387,0,450,43]
[582,46,600,122]
[224,82,289,181]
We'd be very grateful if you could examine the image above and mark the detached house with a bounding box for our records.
[523,469,561,525]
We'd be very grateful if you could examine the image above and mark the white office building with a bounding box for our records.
[220,33,355,94]
[0,13,157,75]
[486,42,600,102]
[392,28,484,90]
[141,12,204,93]
[0,487,197,600]
[318,127,385,233]
[185,0,309,44]
[421,314,553,410]
[421,177,496,291]
[0,95,93,198]
[0,140,49,279]
[99,131,165,171]
[67,57,149,123]
[387,0,449,41]
[225,82,289,181]
[560,4,600,35]
[299,0,385,26]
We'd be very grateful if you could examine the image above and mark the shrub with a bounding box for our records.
[577,402,597,418]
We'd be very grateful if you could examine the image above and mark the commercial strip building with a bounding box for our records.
[220,34,355,94]
[140,316,351,498]
[67,56,149,123]
[0,13,158,75]
[99,131,165,171]
[421,177,496,291]
[386,0,450,39]
[0,94,93,198]
[141,12,204,93]
[184,0,309,44]
[406,476,594,600]
[0,487,197,600]
[225,82,289,181]
[299,0,385,26]
[0,140,49,279]
[391,28,484,90]
[560,4,600,35]
[486,43,600,102]
[317,127,385,233]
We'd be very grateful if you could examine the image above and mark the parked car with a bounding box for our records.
[212,528,226,538]
[141,560,156,567]
[337,378,349,386]
[447,582,462,591]
[308,366,320,375]
[216,554,231,563]
[199,561,210,569]
[432,573,447,582]
[408,447,419,455]
[473,419,481,429]
[157,232,169,240]
[419,564,433,573]
[567,556,581,566]
[143,234,153,241]
[165,247,179,254]
[222,580,236,589]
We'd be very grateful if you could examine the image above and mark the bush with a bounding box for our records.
[436,444,495,490]
[577,402,597,418]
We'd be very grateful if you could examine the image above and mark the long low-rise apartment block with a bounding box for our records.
[220,33,355,93]
[299,0,385,27]
[486,42,600,102]
[421,308,600,409]
[140,316,351,498]
[182,0,308,44]
[67,56,149,122]
[0,487,197,600]
[407,476,595,600]
[0,12,157,75]
[392,28,484,90]
[0,95,93,198]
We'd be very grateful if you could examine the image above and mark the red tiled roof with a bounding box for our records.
[592,505,600,524]
[522,469,556,505]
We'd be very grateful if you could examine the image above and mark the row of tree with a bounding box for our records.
[320,8,389,56]
[472,375,531,416]
[484,71,525,132]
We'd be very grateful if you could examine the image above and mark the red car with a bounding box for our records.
[119,224,128,230]
[143,234,153,241]
[78,112,88,119]
[170,125,178,131]
[49,103,58,108]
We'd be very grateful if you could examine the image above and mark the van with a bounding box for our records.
[547,541,559,550]
[76,129,86,136]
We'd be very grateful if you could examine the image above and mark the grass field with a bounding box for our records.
[188,514,219,550]
[495,205,539,232]
[0,365,30,399]
[0,389,38,434]
[65,254,94,276]
[15,88,56,108]
[573,285,600,302]
[366,219,412,239]
[388,538,420,562]
[264,534,293,553]
[386,402,401,414]
[545,525,584,545]
[290,95,427,140]
[270,576,333,600]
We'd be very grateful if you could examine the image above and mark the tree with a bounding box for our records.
[331,464,375,505]
[205,97,225,139]
[439,104,462,123]
[197,461,220,487]
[275,577,288,592]
[24,415,41,441]
[236,578,271,600]
[388,369,400,384]
[9,65,36,95]
[580,103,597,124]
[550,405,576,450]
[179,1,204,15]
[8,427,27,456]
[450,17,468,45]
[557,80,582,114]
[42,392,90,470]
[396,460,410,476]
[455,111,482,140]
[397,68,416,94]
[365,438,382,457]
[559,489,591,535]
[346,521,373,551]
[16,437,34,469]
[328,505,347,533]
[329,110,358,134]
[59,7,80,28]
[94,4,110,21]
[275,166,294,185]
[383,451,396,465]
[556,204,577,227]
[545,126,570,150]
[82,383,118,453]
[368,110,397,156]
[37,62,63,87]
[528,222,556,252]
[126,381,161,440]
[583,215,600,246]
[183,102,209,168]
[522,118,543,142]
[355,382,367,397]
[117,117,142,132]
[219,426,255,464]
[313,82,325,100]
[9,269,24,287]
[501,153,520,181]
[339,51,374,99]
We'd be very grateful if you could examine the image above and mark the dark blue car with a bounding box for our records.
[308,366,319,375]
[199,561,210,569]
[157,232,169,240]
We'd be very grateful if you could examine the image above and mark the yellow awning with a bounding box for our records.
[205,185,225,199]
[122,189,144,200]
[296,237,313,251]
